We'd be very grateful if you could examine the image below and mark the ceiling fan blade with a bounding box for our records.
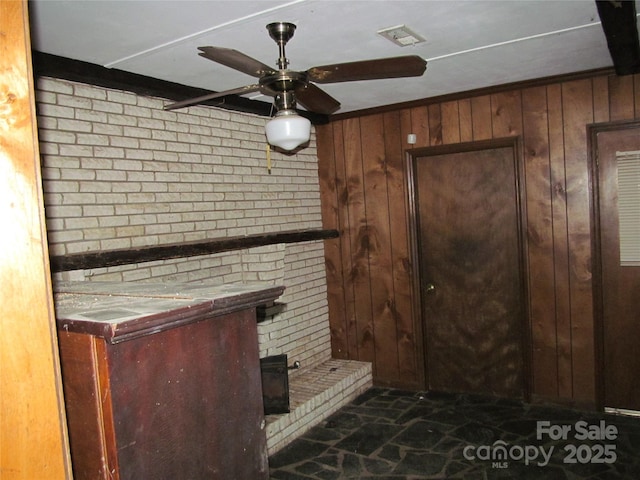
[294,83,341,115]
[307,55,427,84]
[164,84,262,111]
[198,46,276,78]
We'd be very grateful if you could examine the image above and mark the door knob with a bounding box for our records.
[425,283,436,293]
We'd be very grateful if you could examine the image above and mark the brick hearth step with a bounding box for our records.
[265,358,372,455]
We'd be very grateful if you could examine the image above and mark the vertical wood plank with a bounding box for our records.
[562,79,596,402]
[333,121,360,359]
[547,83,573,399]
[317,123,349,358]
[471,95,493,140]
[458,99,474,142]
[409,106,430,148]
[360,114,399,382]
[491,90,523,138]
[428,104,443,145]
[592,75,610,124]
[384,111,422,388]
[342,118,376,367]
[441,100,461,144]
[522,86,559,398]
[0,1,71,477]
[608,74,635,121]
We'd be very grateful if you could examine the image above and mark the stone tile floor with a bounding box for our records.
[269,388,640,479]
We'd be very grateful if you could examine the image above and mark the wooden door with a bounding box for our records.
[592,122,640,412]
[413,140,528,399]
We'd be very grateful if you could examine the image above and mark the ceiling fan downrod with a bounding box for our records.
[267,22,296,70]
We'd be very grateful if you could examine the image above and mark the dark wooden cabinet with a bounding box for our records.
[55,282,284,480]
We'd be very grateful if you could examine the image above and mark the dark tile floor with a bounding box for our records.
[269,388,640,479]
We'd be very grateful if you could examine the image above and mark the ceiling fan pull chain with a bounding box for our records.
[266,143,272,174]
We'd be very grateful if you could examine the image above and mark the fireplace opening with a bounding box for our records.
[260,354,297,414]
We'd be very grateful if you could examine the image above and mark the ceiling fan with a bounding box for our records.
[165,21,427,115]
[164,22,427,149]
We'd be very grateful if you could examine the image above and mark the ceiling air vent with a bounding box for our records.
[377,24,426,47]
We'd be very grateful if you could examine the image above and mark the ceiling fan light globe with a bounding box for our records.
[265,112,311,151]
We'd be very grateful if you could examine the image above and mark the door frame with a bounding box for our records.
[588,119,640,412]
[405,137,531,400]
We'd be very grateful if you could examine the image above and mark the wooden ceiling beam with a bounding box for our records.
[596,0,640,75]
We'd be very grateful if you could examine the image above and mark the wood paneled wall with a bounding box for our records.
[317,71,640,403]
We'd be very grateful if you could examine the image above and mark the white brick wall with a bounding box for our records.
[37,76,332,367]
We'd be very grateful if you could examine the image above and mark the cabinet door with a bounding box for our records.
[107,308,268,480]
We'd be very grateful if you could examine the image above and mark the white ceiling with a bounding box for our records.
[28,0,639,115]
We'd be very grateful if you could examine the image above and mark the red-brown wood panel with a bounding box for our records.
[561,79,595,402]
[441,100,461,144]
[458,99,474,143]
[592,76,610,124]
[522,86,558,398]
[342,118,376,367]
[409,106,430,148]
[546,83,574,400]
[318,71,640,405]
[384,111,423,388]
[317,123,349,359]
[428,104,443,145]
[333,121,360,359]
[471,95,493,140]
[608,75,635,121]
[360,114,399,382]
[491,91,523,137]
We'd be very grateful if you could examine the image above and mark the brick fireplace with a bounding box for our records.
[37,76,371,453]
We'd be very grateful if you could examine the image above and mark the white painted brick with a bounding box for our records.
[38,78,333,400]
[96,169,126,182]
[58,119,92,133]
[76,133,109,146]
[93,123,124,135]
[38,103,75,119]
[113,159,142,171]
[106,113,137,127]
[92,99,124,114]
[101,237,132,250]
[153,151,179,162]
[58,94,93,109]
[60,169,95,181]
[66,240,102,253]
[95,146,126,159]
[124,126,152,138]
[111,137,140,149]
[38,77,73,94]
[73,83,107,99]
[123,105,151,118]
[107,90,137,105]
[137,96,165,109]
[76,109,109,123]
